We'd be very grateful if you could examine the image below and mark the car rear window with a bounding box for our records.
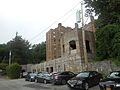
[109,72,120,78]
[76,72,90,78]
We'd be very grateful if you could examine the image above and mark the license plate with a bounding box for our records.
[106,87,111,90]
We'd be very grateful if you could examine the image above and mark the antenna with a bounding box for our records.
[76,10,81,23]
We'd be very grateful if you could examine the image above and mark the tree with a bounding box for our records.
[84,0,120,27]
[7,35,31,65]
[111,32,120,57]
[84,0,120,61]
[0,44,9,63]
[96,24,120,60]
[31,42,46,64]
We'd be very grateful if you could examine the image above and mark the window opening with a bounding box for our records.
[85,40,91,53]
[69,40,76,50]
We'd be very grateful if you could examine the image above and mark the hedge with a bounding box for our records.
[6,63,21,79]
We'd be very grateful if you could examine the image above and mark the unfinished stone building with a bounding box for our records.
[46,23,73,61]
[31,21,96,73]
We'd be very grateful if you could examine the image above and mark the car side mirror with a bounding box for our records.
[89,75,93,78]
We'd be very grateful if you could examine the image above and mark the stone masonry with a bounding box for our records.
[30,21,96,73]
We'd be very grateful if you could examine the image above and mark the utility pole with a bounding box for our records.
[9,50,11,65]
[81,2,88,70]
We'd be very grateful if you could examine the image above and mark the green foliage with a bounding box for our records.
[112,57,120,66]
[7,35,31,65]
[0,63,8,75]
[111,32,120,57]
[96,24,120,60]
[0,35,46,65]
[0,63,8,70]
[84,0,120,27]
[6,63,21,79]
[84,0,120,62]
[0,44,9,63]
[31,42,46,64]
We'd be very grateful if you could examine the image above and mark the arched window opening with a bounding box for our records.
[69,40,76,50]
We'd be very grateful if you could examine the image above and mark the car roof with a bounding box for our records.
[111,71,120,72]
[80,71,98,73]
[110,71,120,73]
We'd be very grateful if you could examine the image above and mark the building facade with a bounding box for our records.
[31,21,96,73]
[46,23,73,61]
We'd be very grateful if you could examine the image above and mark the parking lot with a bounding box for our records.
[0,79,99,90]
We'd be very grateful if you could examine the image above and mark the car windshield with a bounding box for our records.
[44,74,50,77]
[30,73,37,77]
[76,72,90,78]
[109,72,120,78]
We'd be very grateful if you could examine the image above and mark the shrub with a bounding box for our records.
[112,57,120,66]
[6,63,21,79]
[0,63,8,75]
[0,63,8,70]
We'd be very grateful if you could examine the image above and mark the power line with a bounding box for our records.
[32,10,77,44]
[29,1,81,42]
[61,10,76,25]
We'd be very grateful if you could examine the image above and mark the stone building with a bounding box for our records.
[46,23,73,61]
[31,21,96,73]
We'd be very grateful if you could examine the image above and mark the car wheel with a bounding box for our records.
[52,81,56,85]
[84,83,89,90]
[97,78,102,85]
[68,85,74,90]
[61,80,66,85]
[35,79,38,83]
[44,80,47,84]
[29,78,32,82]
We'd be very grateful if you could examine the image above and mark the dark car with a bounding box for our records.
[52,71,76,85]
[67,71,103,90]
[99,71,120,90]
[35,72,51,84]
[25,72,37,82]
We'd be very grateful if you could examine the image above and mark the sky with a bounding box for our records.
[0,0,90,45]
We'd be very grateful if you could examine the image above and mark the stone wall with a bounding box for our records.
[28,60,120,76]
[87,61,120,75]
[21,64,34,72]
[30,54,82,73]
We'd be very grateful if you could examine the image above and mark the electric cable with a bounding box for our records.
[29,1,81,42]
[32,10,76,44]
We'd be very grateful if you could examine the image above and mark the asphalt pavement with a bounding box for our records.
[0,78,100,90]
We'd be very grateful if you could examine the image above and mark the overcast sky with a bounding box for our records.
[0,0,88,45]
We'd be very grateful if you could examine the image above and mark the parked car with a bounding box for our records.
[50,72,60,80]
[52,71,76,85]
[22,72,28,78]
[99,71,120,90]
[35,72,51,84]
[67,71,103,90]
[25,72,37,82]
